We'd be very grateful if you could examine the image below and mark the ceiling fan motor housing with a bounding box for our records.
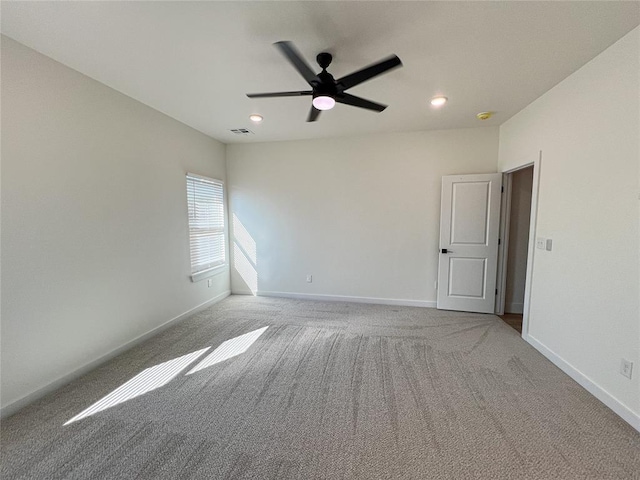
[314,70,338,98]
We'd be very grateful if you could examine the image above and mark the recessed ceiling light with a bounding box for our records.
[249,114,263,123]
[430,96,448,107]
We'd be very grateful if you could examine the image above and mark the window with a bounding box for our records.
[186,173,226,281]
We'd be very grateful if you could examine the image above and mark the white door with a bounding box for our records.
[437,173,502,313]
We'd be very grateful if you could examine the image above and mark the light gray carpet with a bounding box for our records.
[1,296,639,479]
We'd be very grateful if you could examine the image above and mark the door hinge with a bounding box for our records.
[498,238,501,245]
[501,186,504,193]
[495,288,498,295]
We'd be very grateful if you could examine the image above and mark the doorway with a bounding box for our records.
[497,165,534,334]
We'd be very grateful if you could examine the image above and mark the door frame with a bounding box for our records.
[495,151,541,337]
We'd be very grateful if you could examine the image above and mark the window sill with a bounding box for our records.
[190,264,228,283]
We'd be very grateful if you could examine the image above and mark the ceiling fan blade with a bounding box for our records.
[247,90,313,98]
[307,105,321,122]
[336,55,402,91]
[274,41,318,85]
[336,93,387,112]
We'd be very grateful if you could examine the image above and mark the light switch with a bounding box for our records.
[545,239,553,251]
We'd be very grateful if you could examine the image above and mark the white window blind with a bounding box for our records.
[186,173,226,278]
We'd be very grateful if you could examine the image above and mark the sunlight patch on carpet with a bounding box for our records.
[64,347,211,425]
[186,326,268,375]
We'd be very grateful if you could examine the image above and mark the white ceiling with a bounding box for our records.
[2,1,638,144]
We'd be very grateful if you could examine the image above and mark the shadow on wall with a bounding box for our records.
[232,213,258,294]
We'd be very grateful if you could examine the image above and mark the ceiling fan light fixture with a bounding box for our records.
[249,114,263,123]
[312,95,336,111]
[430,96,448,107]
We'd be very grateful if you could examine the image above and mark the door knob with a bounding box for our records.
[441,248,453,254]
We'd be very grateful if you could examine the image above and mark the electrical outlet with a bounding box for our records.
[207,279,213,288]
[536,237,546,249]
[306,274,312,283]
[620,359,633,379]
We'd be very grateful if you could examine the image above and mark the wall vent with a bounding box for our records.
[230,128,254,135]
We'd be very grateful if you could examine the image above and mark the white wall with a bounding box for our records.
[505,167,533,313]
[1,37,230,412]
[227,127,499,305]
[499,28,640,425]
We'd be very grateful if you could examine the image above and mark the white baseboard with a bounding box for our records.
[0,290,231,419]
[505,302,524,314]
[524,333,640,433]
[231,289,256,296]
[256,290,437,308]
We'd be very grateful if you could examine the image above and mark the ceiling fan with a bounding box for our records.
[247,41,402,122]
